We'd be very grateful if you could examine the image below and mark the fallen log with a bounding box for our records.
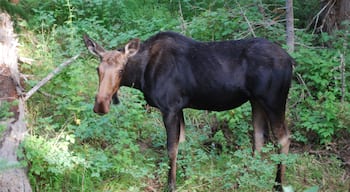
[0,11,32,192]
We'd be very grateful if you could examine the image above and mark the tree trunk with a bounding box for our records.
[0,12,32,192]
[286,0,295,53]
[319,0,350,33]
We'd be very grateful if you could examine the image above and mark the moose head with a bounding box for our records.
[83,35,140,114]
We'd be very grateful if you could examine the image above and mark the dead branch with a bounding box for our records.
[236,0,256,37]
[307,0,335,34]
[23,53,80,101]
[293,66,313,98]
[340,52,346,103]
[178,1,187,34]
[18,56,34,65]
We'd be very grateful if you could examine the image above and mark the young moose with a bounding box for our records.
[83,31,293,191]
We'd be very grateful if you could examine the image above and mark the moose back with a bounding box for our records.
[83,31,293,191]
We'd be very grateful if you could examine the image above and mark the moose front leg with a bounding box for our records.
[162,110,183,192]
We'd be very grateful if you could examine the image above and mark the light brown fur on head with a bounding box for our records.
[83,35,140,114]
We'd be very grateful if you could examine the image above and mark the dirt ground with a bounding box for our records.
[335,137,350,173]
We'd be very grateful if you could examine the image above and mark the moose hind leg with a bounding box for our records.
[251,101,269,153]
[269,113,290,191]
[275,122,290,186]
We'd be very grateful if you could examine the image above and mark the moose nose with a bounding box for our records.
[93,95,111,115]
[93,105,108,115]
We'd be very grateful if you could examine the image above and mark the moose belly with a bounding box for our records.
[187,91,249,111]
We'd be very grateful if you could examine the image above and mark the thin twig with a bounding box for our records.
[18,57,34,65]
[293,66,312,98]
[340,52,346,103]
[23,53,80,101]
[320,0,336,32]
[236,0,256,37]
[178,1,186,34]
[307,0,334,34]
[0,97,17,100]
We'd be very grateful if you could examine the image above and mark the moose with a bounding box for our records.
[83,31,293,191]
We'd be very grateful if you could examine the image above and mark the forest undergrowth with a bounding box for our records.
[3,0,350,191]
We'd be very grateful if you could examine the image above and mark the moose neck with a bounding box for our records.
[120,50,148,91]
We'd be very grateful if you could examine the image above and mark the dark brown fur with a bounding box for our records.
[83,31,293,191]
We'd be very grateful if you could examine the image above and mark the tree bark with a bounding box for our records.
[0,12,32,192]
[286,0,295,53]
[318,0,350,33]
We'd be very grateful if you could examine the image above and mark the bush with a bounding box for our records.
[18,0,350,190]
[290,28,350,144]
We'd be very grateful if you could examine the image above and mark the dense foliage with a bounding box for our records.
[9,0,350,191]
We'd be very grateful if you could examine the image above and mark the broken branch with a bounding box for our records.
[23,53,80,101]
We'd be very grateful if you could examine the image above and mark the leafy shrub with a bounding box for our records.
[186,0,285,41]
[291,28,350,144]
[20,133,88,192]
[212,103,252,148]
[18,0,350,191]
[22,134,84,176]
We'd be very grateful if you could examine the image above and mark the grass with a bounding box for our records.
[286,153,349,192]
[87,143,350,191]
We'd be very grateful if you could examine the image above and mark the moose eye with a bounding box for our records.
[118,69,124,74]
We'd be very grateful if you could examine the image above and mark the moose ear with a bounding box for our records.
[125,38,140,58]
[83,34,105,57]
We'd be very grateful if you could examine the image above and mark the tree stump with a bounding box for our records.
[0,12,31,192]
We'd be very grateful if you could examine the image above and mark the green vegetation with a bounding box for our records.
[8,0,350,191]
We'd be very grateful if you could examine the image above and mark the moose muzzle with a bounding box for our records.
[93,95,112,115]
